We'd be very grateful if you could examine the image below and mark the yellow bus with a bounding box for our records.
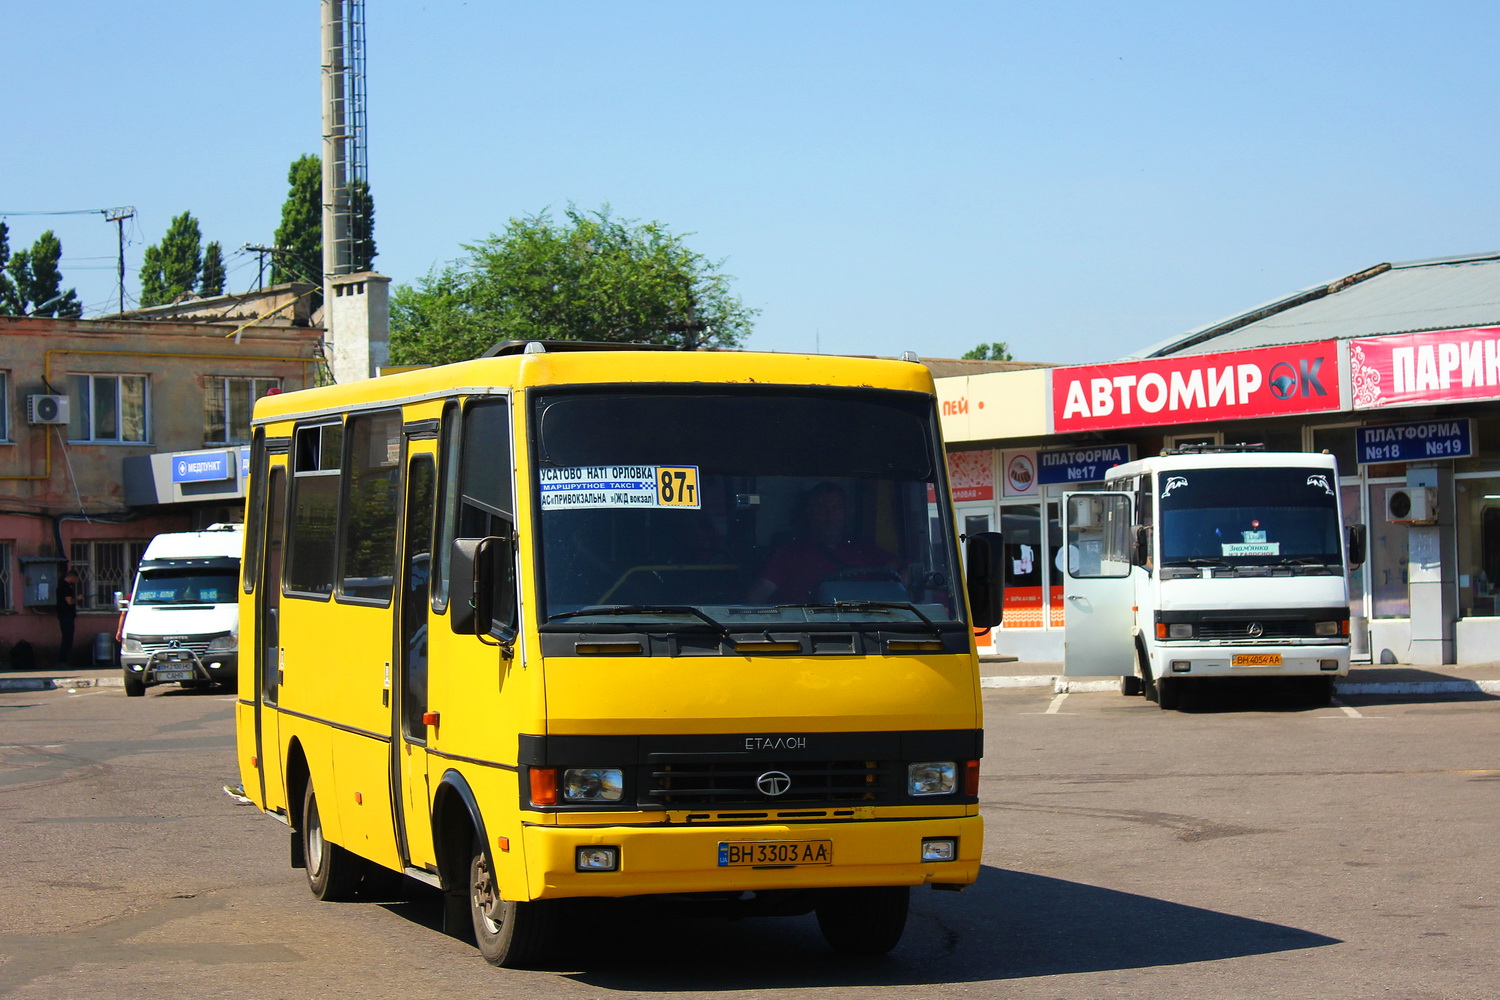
[236,341,1003,966]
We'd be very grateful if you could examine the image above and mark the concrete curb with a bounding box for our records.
[0,675,122,692]
[980,675,1500,695]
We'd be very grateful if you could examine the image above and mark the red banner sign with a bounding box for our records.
[1350,326,1500,409]
[1051,341,1342,433]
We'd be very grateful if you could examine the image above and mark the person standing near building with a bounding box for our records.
[56,569,79,667]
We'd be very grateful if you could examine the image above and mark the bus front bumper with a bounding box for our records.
[519,814,983,900]
[1152,644,1349,678]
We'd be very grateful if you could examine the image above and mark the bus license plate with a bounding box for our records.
[719,840,832,867]
[1232,653,1282,667]
[156,668,194,681]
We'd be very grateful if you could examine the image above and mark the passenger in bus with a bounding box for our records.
[747,482,896,604]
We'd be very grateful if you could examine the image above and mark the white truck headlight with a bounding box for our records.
[563,767,624,802]
[121,638,144,654]
[207,634,237,652]
[908,761,957,796]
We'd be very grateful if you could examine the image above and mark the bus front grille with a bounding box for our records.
[646,759,892,807]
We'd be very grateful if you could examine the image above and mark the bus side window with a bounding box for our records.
[443,398,517,636]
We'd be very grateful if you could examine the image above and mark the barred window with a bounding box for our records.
[69,539,149,610]
[68,374,149,443]
[206,377,281,445]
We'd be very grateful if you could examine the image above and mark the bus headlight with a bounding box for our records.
[1314,621,1340,636]
[121,638,144,654]
[1167,623,1194,639]
[207,634,238,652]
[563,767,624,803]
[908,762,956,796]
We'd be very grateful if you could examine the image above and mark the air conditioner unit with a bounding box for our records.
[26,394,70,425]
[1386,486,1437,525]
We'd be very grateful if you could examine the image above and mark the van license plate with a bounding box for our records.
[1232,653,1282,667]
[156,668,193,681]
[718,840,832,867]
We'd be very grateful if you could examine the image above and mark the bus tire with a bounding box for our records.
[303,780,362,901]
[1120,674,1142,697]
[123,671,146,697]
[815,885,909,955]
[1156,676,1181,711]
[469,835,559,967]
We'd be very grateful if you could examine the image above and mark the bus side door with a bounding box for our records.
[1062,491,1138,677]
[393,442,439,870]
[254,456,290,812]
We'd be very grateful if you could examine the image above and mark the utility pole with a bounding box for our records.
[102,206,134,314]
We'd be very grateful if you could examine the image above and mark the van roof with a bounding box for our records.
[141,526,244,561]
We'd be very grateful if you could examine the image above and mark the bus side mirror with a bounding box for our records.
[964,531,1005,629]
[449,534,517,638]
[1346,523,1367,569]
[1132,525,1152,568]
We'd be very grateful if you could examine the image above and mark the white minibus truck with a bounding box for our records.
[1063,447,1365,709]
[119,524,244,696]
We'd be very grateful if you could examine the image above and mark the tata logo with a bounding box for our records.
[1268,358,1328,401]
[756,771,792,797]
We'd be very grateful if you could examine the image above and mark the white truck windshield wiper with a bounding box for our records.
[547,604,733,641]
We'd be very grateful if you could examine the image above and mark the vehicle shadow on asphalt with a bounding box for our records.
[376,864,1338,987]
[1165,676,1499,712]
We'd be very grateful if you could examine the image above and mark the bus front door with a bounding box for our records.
[1062,491,1137,677]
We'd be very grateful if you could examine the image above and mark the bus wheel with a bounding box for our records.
[468,836,559,967]
[815,885,909,955]
[1120,674,1143,697]
[123,670,146,697]
[1156,677,1181,711]
[303,780,362,901]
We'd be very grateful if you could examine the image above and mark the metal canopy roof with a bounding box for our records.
[1129,252,1500,359]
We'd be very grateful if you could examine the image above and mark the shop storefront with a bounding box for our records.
[939,323,1500,666]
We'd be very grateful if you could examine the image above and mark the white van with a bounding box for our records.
[119,524,243,697]
[1063,447,1365,709]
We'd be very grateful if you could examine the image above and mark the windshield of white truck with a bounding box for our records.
[133,568,239,605]
[531,388,964,628]
[1158,467,1342,568]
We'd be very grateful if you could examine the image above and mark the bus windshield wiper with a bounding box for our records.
[1164,557,1231,568]
[547,604,733,640]
[778,600,942,635]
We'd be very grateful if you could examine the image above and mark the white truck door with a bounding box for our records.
[1063,491,1137,677]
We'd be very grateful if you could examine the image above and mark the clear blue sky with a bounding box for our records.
[5,1,1497,364]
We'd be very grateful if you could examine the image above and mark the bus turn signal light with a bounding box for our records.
[530,767,559,806]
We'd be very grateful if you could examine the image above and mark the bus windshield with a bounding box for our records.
[1157,466,1342,568]
[532,388,964,628]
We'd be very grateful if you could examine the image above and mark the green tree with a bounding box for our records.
[4,229,81,317]
[0,222,19,315]
[200,241,226,296]
[390,205,756,366]
[271,154,323,289]
[138,212,204,306]
[962,341,1013,361]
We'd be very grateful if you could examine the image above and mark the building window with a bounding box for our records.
[1,371,9,441]
[68,374,149,443]
[0,541,12,611]
[69,539,148,610]
[1456,476,1500,618]
[206,377,280,445]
